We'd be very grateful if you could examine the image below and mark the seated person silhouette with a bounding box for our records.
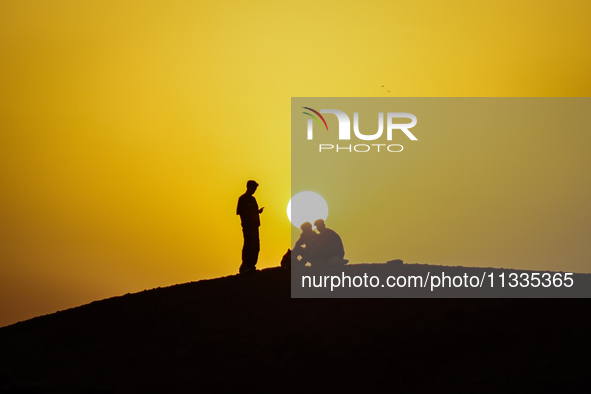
[313,219,349,266]
[292,222,318,268]
[310,219,348,267]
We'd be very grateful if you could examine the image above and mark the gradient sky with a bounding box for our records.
[291,97,591,273]
[1,0,590,327]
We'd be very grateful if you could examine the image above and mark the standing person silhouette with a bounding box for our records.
[236,180,264,274]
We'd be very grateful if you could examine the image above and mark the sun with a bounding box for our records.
[287,191,329,229]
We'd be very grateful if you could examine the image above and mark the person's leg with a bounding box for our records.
[250,226,260,269]
[240,232,249,273]
[240,226,259,272]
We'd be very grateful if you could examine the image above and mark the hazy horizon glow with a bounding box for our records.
[287,191,329,229]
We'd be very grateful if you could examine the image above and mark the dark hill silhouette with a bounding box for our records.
[1,265,590,393]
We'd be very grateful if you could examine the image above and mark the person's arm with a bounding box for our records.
[237,195,246,216]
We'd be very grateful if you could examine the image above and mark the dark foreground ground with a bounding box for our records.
[1,266,590,393]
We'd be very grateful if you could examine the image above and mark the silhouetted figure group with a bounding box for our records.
[292,219,347,268]
[237,180,346,274]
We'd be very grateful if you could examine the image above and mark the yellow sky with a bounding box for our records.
[291,97,591,273]
[1,0,590,327]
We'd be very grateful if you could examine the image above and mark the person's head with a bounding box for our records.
[314,219,326,232]
[246,180,258,194]
[300,222,313,233]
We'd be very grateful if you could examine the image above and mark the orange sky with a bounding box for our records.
[1,0,591,327]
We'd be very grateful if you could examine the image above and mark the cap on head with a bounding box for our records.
[300,222,312,231]
[247,180,259,188]
[314,219,325,227]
